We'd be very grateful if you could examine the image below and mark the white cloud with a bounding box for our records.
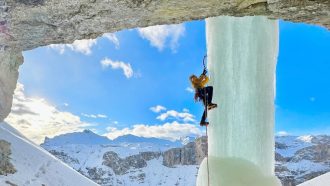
[63,103,69,107]
[97,114,108,118]
[103,33,120,49]
[183,108,189,113]
[276,131,290,137]
[156,110,195,122]
[48,39,97,55]
[186,87,194,93]
[48,44,66,54]
[81,113,108,119]
[137,24,185,52]
[104,121,202,141]
[150,105,166,113]
[101,58,134,78]
[5,83,92,144]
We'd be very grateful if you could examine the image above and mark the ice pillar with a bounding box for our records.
[196,16,281,186]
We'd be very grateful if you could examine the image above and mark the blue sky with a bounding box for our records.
[6,19,330,143]
[276,22,330,135]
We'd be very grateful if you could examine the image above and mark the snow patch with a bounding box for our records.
[0,122,97,186]
[298,172,330,186]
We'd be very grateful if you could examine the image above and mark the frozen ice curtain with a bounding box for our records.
[196,16,281,186]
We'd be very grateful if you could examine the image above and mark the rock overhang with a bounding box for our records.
[0,0,329,121]
[0,0,329,51]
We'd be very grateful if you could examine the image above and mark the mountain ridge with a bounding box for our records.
[42,131,330,186]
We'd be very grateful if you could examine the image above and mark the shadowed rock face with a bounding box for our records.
[0,51,23,122]
[163,136,208,167]
[13,0,45,6]
[0,140,16,176]
[102,151,161,175]
[0,0,328,121]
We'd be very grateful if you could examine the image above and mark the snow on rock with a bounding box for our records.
[286,160,328,176]
[0,122,98,186]
[0,140,16,176]
[41,131,202,185]
[276,136,314,158]
[275,135,330,185]
[298,172,330,186]
[40,129,330,186]
[42,131,182,159]
[297,135,314,143]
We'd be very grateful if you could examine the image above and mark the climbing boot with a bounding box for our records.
[200,122,209,127]
[207,103,217,110]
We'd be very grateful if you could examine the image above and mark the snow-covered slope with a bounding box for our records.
[0,122,98,186]
[298,172,330,186]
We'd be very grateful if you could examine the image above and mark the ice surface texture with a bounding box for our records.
[197,16,281,186]
[197,156,281,186]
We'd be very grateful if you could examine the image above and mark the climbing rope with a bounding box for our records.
[206,125,210,186]
[203,90,210,186]
[202,54,210,186]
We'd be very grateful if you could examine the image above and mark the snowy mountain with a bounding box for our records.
[112,134,181,147]
[41,131,203,185]
[275,135,330,185]
[0,122,97,186]
[43,129,112,146]
[41,130,330,186]
[2,122,328,186]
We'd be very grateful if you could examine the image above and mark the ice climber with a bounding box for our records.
[190,68,217,126]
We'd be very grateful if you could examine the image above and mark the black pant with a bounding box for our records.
[197,86,213,124]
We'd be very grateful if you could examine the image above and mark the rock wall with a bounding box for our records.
[102,138,207,174]
[0,0,329,121]
[102,151,161,175]
[0,51,23,121]
[163,136,207,167]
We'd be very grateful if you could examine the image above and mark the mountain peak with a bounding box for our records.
[112,134,182,147]
[41,130,112,146]
[83,129,93,133]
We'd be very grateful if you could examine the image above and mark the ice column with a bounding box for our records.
[196,16,281,186]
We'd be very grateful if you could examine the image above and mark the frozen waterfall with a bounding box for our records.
[196,16,281,186]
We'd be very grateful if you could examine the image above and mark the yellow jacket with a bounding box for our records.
[190,74,209,89]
